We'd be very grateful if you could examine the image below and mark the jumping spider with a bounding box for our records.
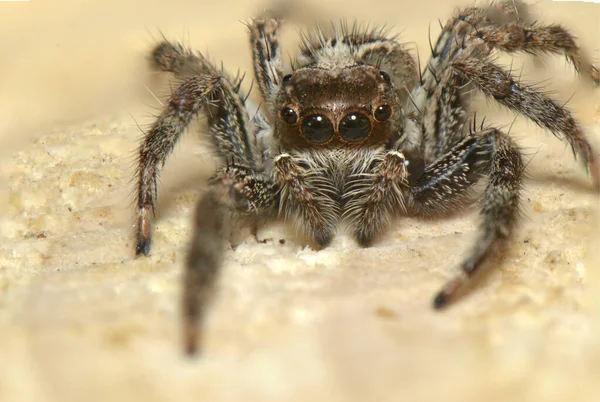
[134,1,600,354]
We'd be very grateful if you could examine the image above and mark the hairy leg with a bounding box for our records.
[410,131,491,214]
[433,129,523,308]
[408,128,524,308]
[417,2,598,162]
[452,57,600,190]
[343,150,409,246]
[150,41,202,78]
[183,192,224,356]
[461,3,600,84]
[183,164,276,355]
[136,42,259,255]
[355,36,419,95]
[412,2,594,308]
[248,14,283,112]
[272,153,339,248]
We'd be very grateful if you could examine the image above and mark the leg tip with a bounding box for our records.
[585,161,600,194]
[184,343,200,357]
[313,231,333,249]
[355,232,375,248]
[135,237,151,256]
[183,326,202,357]
[150,41,180,72]
[433,292,450,310]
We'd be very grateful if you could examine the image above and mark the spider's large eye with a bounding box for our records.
[374,105,392,122]
[282,74,293,84]
[280,107,298,125]
[339,113,371,142]
[302,114,334,144]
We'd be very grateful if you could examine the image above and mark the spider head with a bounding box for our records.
[275,65,401,149]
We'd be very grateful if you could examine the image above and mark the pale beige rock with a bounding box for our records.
[1,1,600,402]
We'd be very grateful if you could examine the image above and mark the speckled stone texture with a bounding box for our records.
[1,1,600,401]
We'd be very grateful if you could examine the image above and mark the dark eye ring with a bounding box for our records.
[374,105,392,122]
[280,107,298,125]
[282,74,293,84]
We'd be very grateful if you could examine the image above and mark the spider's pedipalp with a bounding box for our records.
[273,153,339,247]
[344,150,409,246]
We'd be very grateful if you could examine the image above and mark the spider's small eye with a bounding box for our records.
[374,105,392,122]
[280,108,298,125]
[340,113,371,142]
[302,114,334,144]
[282,74,293,84]
[379,71,392,85]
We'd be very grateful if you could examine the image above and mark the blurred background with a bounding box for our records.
[1,0,597,152]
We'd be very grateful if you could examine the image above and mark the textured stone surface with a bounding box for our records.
[1,1,600,401]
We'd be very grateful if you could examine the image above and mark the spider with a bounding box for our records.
[133,1,600,355]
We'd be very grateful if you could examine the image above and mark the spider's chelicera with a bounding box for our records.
[134,1,600,355]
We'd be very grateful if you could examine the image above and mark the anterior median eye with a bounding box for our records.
[339,113,371,142]
[302,114,334,144]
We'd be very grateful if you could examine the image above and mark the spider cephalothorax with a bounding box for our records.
[133,0,599,355]
[275,66,402,148]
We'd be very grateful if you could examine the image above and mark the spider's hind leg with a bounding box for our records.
[452,57,599,190]
[477,23,598,84]
[460,3,599,84]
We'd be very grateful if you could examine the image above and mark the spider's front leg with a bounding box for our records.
[135,42,258,255]
[409,128,524,308]
[184,165,276,355]
[136,75,218,255]
[343,150,410,246]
